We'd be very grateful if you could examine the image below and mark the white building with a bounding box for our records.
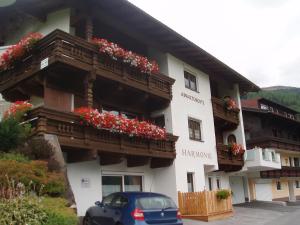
[0,0,259,216]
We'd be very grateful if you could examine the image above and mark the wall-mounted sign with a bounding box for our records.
[181,92,204,105]
[182,149,212,159]
[40,58,49,69]
[81,178,90,188]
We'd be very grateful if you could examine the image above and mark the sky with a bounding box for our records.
[128,0,300,88]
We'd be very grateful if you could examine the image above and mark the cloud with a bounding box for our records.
[129,0,300,88]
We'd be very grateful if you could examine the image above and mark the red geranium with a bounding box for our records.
[0,33,43,72]
[92,38,159,75]
[3,101,33,120]
[229,143,245,156]
[74,107,166,140]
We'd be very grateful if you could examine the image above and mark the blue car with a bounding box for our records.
[83,192,183,225]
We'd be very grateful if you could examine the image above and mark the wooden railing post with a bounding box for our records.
[84,72,95,107]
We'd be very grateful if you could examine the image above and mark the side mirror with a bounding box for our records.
[95,201,103,207]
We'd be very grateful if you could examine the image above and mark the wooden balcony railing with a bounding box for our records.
[0,29,175,101]
[261,166,300,178]
[217,144,244,172]
[247,136,300,152]
[211,97,239,129]
[27,107,178,163]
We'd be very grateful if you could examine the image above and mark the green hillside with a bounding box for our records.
[245,86,300,113]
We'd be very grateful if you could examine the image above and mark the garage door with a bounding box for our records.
[255,182,272,201]
[229,176,245,204]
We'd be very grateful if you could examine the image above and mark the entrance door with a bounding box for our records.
[229,176,246,204]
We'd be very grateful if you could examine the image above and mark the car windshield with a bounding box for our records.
[136,196,177,210]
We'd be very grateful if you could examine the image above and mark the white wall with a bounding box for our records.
[165,54,218,193]
[67,159,178,216]
[5,8,71,45]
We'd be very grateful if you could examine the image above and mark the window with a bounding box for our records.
[276,181,282,190]
[102,175,143,197]
[289,157,294,167]
[187,173,194,192]
[152,115,165,128]
[208,177,213,191]
[296,181,300,189]
[216,177,221,189]
[184,71,197,91]
[294,158,300,167]
[227,134,237,144]
[188,118,202,141]
[271,152,276,162]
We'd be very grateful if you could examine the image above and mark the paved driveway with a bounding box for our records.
[183,202,300,225]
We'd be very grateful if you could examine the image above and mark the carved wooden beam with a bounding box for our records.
[127,156,149,167]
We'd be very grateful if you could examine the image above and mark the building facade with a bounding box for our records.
[0,0,259,215]
[243,98,300,202]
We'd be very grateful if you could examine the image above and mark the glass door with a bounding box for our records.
[102,175,143,197]
[102,176,123,197]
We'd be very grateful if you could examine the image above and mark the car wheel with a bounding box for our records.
[83,214,92,225]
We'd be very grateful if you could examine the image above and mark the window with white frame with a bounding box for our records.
[216,177,221,189]
[184,71,197,92]
[102,175,143,197]
[208,177,213,191]
[187,172,195,192]
[276,181,282,190]
[188,118,202,141]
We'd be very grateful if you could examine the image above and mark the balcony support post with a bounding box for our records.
[84,72,96,108]
[85,16,93,42]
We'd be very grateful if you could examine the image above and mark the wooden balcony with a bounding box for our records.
[261,166,300,178]
[211,97,239,130]
[27,107,178,168]
[217,143,244,172]
[247,136,300,152]
[0,29,175,103]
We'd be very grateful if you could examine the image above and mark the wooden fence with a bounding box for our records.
[178,190,233,221]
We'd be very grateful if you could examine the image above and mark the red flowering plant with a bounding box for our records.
[92,38,159,74]
[74,107,166,140]
[3,101,33,121]
[0,33,43,72]
[228,143,245,156]
[223,96,238,111]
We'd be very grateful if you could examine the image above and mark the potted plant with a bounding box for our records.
[216,189,231,200]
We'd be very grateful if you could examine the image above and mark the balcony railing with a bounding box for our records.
[245,147,281,171]
[216,143,244,172]
[261,166,300,178]
[211,97,239,128]
[247,136,300,152]
[0,30,175,101]
[27,107,178,162]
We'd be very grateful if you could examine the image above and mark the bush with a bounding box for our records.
[0,197,48,225]
[0,117,31,152]
[0,160,66,197]
[42,197,78,225]
[0,197,78,225]
[0,152,29,162]
[16,137,54,160]
[216,189,231,200]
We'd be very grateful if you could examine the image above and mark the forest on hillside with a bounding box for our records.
[245,87,300,113]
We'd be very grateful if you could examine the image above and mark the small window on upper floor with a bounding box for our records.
[184,71,197,92]
[276,181,282,190]
[188,118,202,141]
